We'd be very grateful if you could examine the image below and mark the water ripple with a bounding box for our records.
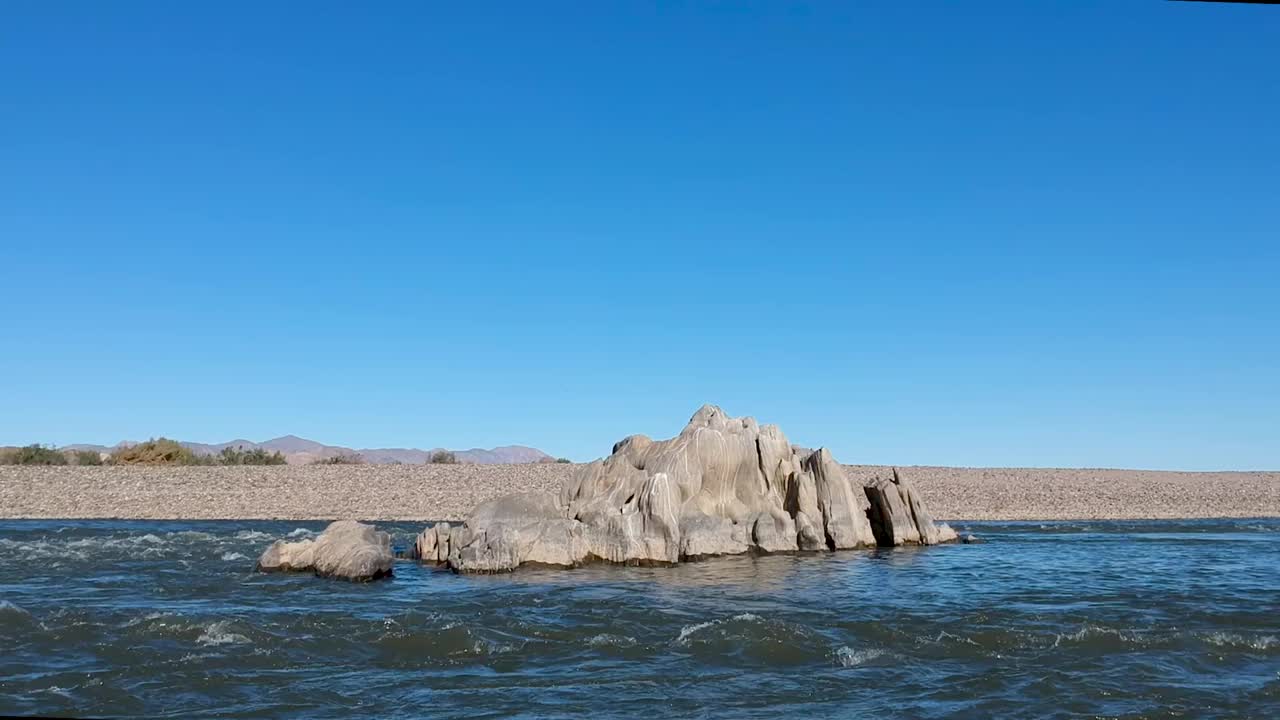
[0,518,1276,719]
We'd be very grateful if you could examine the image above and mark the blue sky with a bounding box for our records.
[2,2,1276,469]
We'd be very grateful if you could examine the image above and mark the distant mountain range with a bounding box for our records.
[61,435,556,465]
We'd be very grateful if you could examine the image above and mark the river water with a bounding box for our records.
[1,519,1277,719]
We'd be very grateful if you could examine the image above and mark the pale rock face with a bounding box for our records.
[864,469,957,547]
[414,521,453,564]
[256,520,393,582]
[805,448,877,549]
[793,511,826,552]
[864,472,918,546]
[433,405,957,573]
[678,512,750,559]
[257,538,315,571]
[751,511,800,553]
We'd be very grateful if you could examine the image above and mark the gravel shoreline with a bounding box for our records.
[1,464,1277,522]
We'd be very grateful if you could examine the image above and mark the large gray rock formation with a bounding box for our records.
[422,405,956,573]
[257,520,394,581]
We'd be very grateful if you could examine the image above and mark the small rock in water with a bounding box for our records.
[256,520,393,582]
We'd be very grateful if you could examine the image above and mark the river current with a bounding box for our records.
[1,518,1277,718]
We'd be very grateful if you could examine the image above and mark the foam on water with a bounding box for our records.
[35,686,74,699]
[587,633,637,648]
[1202,632,1278,651]
[196,620,250,647]
[0,533,177,561]
[170,530,217,542]
[1050,623,1146,648]
[916,629,985,650]
[834,645,887,667]
[121,611,174,628]
[674,612,762,645]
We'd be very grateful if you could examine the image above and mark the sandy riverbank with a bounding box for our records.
[2,464,1277,522]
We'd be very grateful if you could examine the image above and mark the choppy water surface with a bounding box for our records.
[1,519,1277,719]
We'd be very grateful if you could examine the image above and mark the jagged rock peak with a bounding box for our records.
[422,406,957,573]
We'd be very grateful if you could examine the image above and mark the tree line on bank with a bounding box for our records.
[0,440,288,466]
[0,442,571,466]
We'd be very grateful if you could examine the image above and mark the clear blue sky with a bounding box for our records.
[2,2,1276,470]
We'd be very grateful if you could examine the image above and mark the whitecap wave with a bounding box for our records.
[0,538,86,561]
[588,633,637,648]
[196,620,250,647]
[834,645,886,667]
[1,534,181,561]
[122,611,175,628]
[1201,632,1277,651]
[674,613,762,645]
[928,630,979,646]
[35,685,75,698]
[0,599,32,617]
[169,531,215,542]
[1051,624,1144,648]
[1239,523,1277,533]
[221,552,247,562]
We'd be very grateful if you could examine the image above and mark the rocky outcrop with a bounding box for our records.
[423,405,957,573]
[257,520,394,581]
[864,468,958,546]
[805,448,878,549]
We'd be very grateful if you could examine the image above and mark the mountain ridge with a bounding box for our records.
[59,436,556,465]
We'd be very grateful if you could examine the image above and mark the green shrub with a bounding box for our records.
[555,457,572,464]
[109,438,205,465]
[315,453,364,465]
[73,450,103,466]
[247,447,286,465]
[5,444,68,465]
[428,450,458,465]
[218,446,287,466]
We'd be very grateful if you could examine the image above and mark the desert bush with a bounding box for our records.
[555,457,572,464]
[3,444,68,465]
[428,450,458,465]
[73,450,103,466]
[218,446,287,466]
[247,447,286,465]
[315,453,364,465]
[109,438,207,465]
